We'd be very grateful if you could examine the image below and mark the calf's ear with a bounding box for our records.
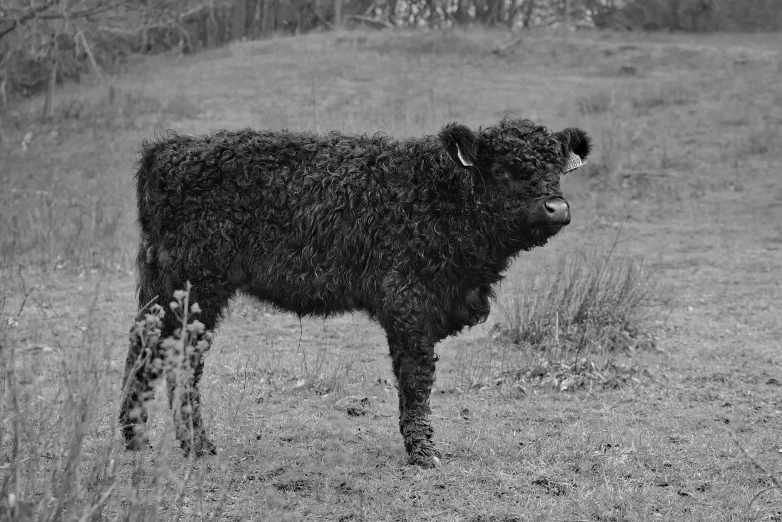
[554,127,592,156]
[555,128,592,173]
[555,127,592,159]
[440,123,479,168]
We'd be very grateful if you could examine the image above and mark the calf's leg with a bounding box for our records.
[120,318,162,450]
[165,329,215,456]
[388,330,441,468]
[120,251,167,450]
[121,261,232,456]
[163,282,231,456]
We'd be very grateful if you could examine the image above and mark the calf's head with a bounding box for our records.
[440,117,591,247]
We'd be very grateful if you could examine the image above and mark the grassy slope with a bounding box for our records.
[1,28,781,521]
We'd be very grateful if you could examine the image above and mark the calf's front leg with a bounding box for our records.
[392,340,440,468]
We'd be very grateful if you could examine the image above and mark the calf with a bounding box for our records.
[120,116,590,467]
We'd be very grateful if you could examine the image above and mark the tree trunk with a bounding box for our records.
[424,0,439,25]
[251,0,263,38]
[206,0,218,47]
[231,0,247,40]
[474,0,489,24]
[0,72,7,108]
[41,61,57,122]
[507,0,521,27]
[262,0,273,37]
[387,0,398,24]
[0,75,5,145]
[521,0,536,28]
[454,0,470,24]
[669,0,681,30]
[334,0,342,26]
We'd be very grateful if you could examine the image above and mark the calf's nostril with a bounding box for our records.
[545,200,568,214]
[543,199,570,223]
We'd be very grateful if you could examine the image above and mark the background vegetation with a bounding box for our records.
[0,3,781,520]
[1,0,780,116]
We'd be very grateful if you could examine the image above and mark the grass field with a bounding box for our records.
[1,28,781,521]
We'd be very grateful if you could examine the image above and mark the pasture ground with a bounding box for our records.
[1,28,781,521]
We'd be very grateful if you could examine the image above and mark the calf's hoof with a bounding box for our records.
[122,427,150,451]
[408,445,441,469]
[181,436,217,457]
[124,439,152,452]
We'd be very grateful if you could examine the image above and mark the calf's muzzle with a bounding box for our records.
[543,198,571,226]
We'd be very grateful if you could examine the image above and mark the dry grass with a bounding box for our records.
[498,241,661,353]
[1,28,782,521]
[1,280,121,520]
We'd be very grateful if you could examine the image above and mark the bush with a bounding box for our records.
[484,240,667,392]
[497,243,664,359]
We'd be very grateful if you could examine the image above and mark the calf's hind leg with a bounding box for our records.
[163,283,232,456]
[121,272,231,456]
[120,251,168,451]
[120,314,163,450]
[165,327,215,456]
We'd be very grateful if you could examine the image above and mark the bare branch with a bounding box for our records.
[34,0,129,22]
[345,14,393,29]
[75,28,102,80]
[306,2,333,29]
[1,0,129,40]
[0,0,59,40]
[178,4,209,23]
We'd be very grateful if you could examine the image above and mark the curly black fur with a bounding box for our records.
[119,116,591,467]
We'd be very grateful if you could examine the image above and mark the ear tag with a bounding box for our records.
[456,146,474,167]
[563,152,585,173]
